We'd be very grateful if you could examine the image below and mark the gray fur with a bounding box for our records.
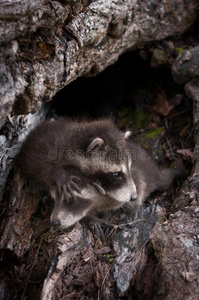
[16,118,136,204]
[16,118,179,229]
[124,141,179,218]
[50,167,127,228]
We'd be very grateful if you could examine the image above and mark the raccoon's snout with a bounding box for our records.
[131,193,137,201]
[52,219,61,227]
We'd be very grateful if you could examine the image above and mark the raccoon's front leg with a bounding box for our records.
[83,214,113,241]
[50,167,81,203]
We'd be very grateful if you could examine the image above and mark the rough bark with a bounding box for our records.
[0,0,198,204]
[146,45,199,300]
[0,0,198,127]
[38,204,163,299]
[0,171,39,257]
[150,202,199,300]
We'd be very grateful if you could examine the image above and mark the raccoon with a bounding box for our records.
[50,142,178,230]
[124,141,180,219]
[74,139,179,223]
[16,118,178,230]
[50,167,126,229]
[16,118,137,209]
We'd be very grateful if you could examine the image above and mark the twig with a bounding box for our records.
[21,238,43,300]
[165,136,177,161]
[100,265,112,298]
[61,292,77,299]
[164,107,192,120]
[116,218,145,228]
[106,218,145,239]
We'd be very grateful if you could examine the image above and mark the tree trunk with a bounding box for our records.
[0,0,199,299]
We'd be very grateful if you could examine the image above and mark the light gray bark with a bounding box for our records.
[0,0,198,127]
[150,201,199,300]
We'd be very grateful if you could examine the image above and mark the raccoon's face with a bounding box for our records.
[90,160,137,203]
[50,189,92,229]
[80,135,137,203]
[50,183,123,229]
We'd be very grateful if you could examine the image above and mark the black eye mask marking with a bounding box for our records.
[61,198,92,215]
[91,171,126,191]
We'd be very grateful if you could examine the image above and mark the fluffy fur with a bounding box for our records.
[16,118,137,203]
[16,118,178,229]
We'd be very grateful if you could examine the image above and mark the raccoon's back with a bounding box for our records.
[127,141,176,198]
[15,120,73,183]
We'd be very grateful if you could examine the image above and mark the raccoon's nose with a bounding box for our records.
[131,193,137,201]
[52,219,61,227]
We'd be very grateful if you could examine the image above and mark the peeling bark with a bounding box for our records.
[150,203,199,300]
[0,0,198,126]
[41,225,93,300]
[0,172,38,257]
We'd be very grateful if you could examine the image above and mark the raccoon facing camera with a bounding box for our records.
[15,118,179,231]
[49,166,127,230]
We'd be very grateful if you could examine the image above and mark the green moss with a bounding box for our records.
[144,127,164,139]
[103,254,114,263]
[158,148,163,155]
[117,107,133,124]
[175,47,185,55]
[153,49,164,60]
[118,107,152,131]
[155,241,164,259]
[135,109,152,130]
[159,208,167,223]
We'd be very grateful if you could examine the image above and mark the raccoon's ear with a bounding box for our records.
[123,131,132,140]
[87,137,104,152]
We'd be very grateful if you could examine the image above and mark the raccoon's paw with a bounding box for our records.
[51,173,82,203]
[83,214,113,242]
[66,175,82,201]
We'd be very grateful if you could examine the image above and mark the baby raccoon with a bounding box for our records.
[50,142,179,229]
[16,118,137,206]
[50,167,127,229]
[16,118,178,229]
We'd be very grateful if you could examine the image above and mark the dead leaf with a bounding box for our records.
[95,246,112,255]
[179,124,191,136]
[170,94,183,107]
[177,149,194,161]
[146,93,174,116]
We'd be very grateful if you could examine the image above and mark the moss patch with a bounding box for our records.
[175,47,185,55]
[144,127,164,139]
[118,107,152,131]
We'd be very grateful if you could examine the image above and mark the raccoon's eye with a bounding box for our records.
[113,172,122,179]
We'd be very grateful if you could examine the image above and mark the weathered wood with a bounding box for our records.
[40,205,163,299]
[41,224,93,300]
[112,204,163,297]
[0,112,43,201]
[0,0,198,126]
[150,200,199,300]
[0,172,38,257]
[146,45,199,300]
